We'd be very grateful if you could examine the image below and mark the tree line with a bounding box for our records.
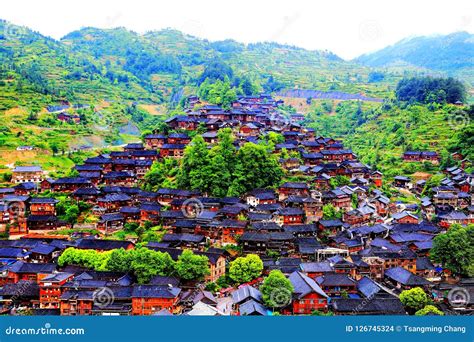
[58,247,209,284]
[395,76,466,104]
[144,128,284,197]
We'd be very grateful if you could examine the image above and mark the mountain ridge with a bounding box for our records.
[354,31,474,85]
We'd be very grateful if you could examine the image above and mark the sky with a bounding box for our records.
[1,0,473,59]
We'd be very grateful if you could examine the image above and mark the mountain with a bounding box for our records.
[0,20,385,176]
[61,27,385,96]
[355,31,474,85]
[0,19,472,178]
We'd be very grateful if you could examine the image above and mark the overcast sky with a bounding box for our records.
[2,0,473,59]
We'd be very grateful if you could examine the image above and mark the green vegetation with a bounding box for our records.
[260,270,294,309]
[322,204,342,220]
[399,287,430,312]
[198,79,237,109]
[396,76,466,104]
[58,246,209,284]
[144,129,284,197]
[415,305,444,316]
[228,254,264,284]
[355,31,474,86]
[175,249,210,281]
[303,97,474,177]
[430,224,474,277]
[1,19,473,180]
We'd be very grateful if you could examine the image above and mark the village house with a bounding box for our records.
[131,285,182,315]
[1,261,56,285]
[315,272,357,296]
[159,144,186,158]
[403,151,440,164]
[221,219,247,245]
[278,182,310,201]
[384,266,431,290]
[144,134,167,149]
[287,271,328,314]
[39,272,74,309]
[11,166,44,184]
[275,208,304,225]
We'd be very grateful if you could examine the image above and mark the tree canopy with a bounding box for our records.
[260,270,294,309]
[175,249,210,281]
[58,247,209,284]
[395,76,466,104]
[174,129,283,197]
[399,287,429,312]
[430,224,474,277]
[415,305,444,316]
[228,254,263,284]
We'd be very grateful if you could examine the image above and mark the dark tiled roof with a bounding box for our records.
[289,271,327,299]
[75,238,132,250]
[331,298,405,314]
[132,285,181,298]
[385,267,431,286]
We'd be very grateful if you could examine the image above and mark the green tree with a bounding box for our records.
[415,305,444,316]
[177,134,210,191]
[143,157,179,191]
[260,270,294,309]
[229,254,264,283]
[130,248,176,284]
[106,248,133,273]
[175,249,210,281]
[206,128,236,196]
[400,287,429,312]
[199,79,237,109]
[430,224,474,277]
[64,205,80,224]
[322,204,341,220]
[57,248,111,271]
[330,175,351,189]
[228,143,284,196]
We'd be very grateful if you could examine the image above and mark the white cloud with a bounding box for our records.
[2,0,473,59]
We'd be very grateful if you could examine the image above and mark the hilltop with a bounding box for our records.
[355,31,474,86]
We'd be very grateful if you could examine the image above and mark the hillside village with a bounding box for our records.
[0,94,473,317]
